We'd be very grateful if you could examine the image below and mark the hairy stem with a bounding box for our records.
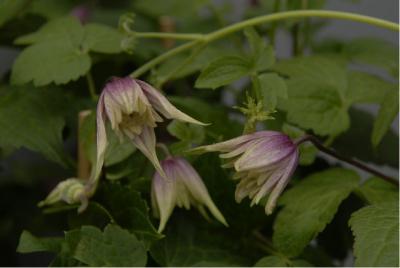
[296,135,399,186]
[130,10,399,78]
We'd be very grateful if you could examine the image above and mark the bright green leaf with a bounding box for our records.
[372,90,399,147]
[258,72,288,111]
[273,168,359,257]
[357,177,398,205]
[349,202,399,267]
[66,224,147,267]
[195,55,251,89]
[0,87,70,167]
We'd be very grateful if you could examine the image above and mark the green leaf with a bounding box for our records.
[244,27,275,71]
[254,256,312,267]
[15,16,84,45]
[167,120,205,143]
[258,73,288,111]
[343,38,399,76]
[12,16,123,86]
[273,168,359,257]
[84,23,123,54]
[169,96,242,139]
[17,231,62,253]
[99,183,162,244]
[274,56,349,136]
[0,0,30,27]
[349,202,399,267]
[150,217,247,266]
[66,224,147,267]
[0,87,70,167]
[254,256,288,267]
[333,108,398,168]
[372,90,399,147]
[12,40,91,86]
[346,71,396,104]
[195,55,252,89]
[357,177,398,205]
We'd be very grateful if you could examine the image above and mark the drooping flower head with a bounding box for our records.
[194,131,299,215]
[151,156,228,232]
[91,77,205,187]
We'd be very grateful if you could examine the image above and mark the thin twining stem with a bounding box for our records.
[130,10,399,78]
[295,135,399,187]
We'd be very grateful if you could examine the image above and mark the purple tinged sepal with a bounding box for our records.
[90,77,206,193]
[194,131,299,215]
[151,157,227,232]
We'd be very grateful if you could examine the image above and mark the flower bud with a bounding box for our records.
[151,157,227,232]
[195,131,299,215]
[38,178,88,212]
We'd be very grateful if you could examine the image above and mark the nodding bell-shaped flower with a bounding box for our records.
[38,178,89,211]
[151,156,228,232]
[194,131,299,215]
[91,77,205,187]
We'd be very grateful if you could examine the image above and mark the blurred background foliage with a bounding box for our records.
[0,0,398,266]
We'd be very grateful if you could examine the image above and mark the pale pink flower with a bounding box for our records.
[195,131,299,214]
[151,157,227,232]
[91,77,205,186]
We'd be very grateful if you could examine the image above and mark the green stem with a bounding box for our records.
[130,10,398,78]
[135,32,204,41]
[86,72,97,100]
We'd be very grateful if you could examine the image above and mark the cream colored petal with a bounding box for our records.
[193,131,280,155]
[265,151,299,215]
[174,158,228,226]
[131,126,166,178]
[137,80,206,126]
[88,94,108,188]
[151,172,177,233]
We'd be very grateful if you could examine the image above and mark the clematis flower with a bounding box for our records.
[194,131,299,215]
[151,156,228,232]
[90,77,205,188]
[38,178,89,209]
